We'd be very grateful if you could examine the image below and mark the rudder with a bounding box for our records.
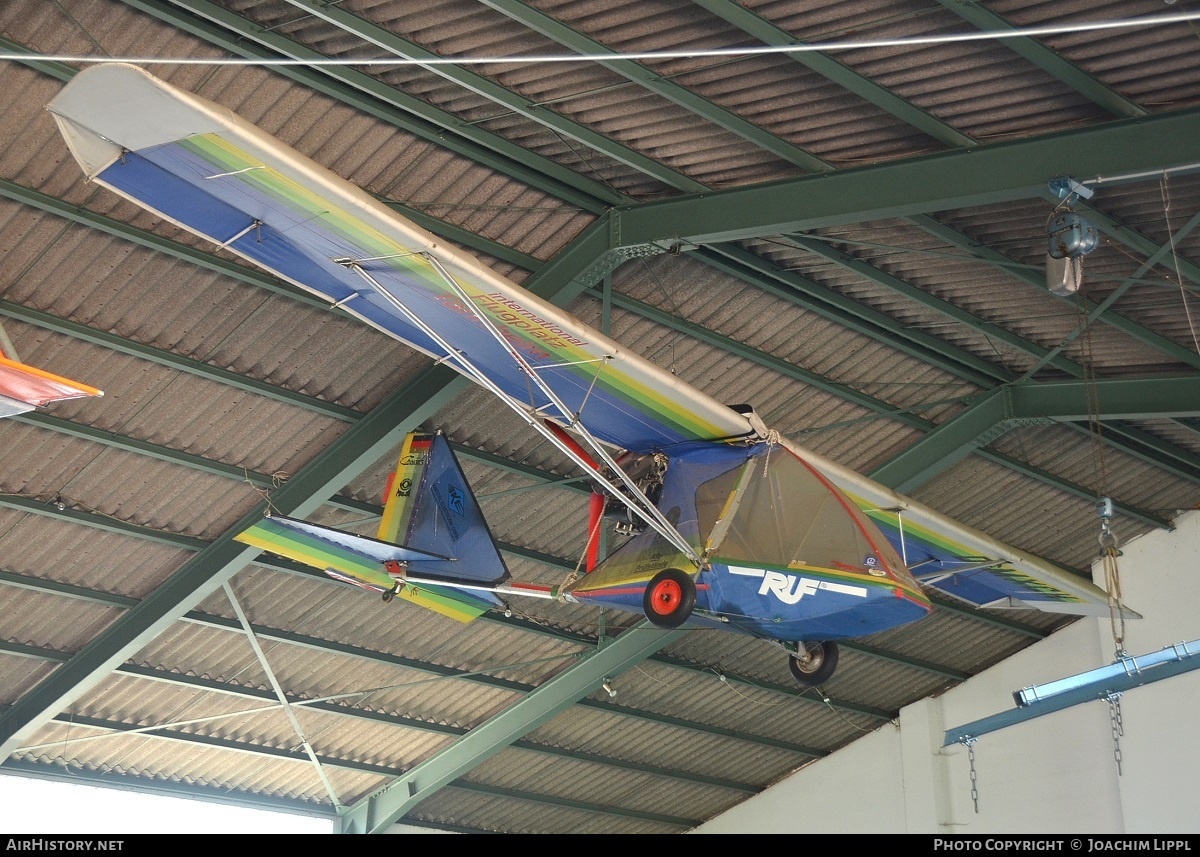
[377,432,431,545]
[380,431,510,587]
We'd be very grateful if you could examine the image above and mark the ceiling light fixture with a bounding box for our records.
[1046,177,1099,297]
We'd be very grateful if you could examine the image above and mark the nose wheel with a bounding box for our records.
[788,641,839,687]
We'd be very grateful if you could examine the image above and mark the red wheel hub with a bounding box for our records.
[650,579,682,615]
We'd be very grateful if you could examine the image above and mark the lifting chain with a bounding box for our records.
[1108,693,1125,776]
[962,737,980,814]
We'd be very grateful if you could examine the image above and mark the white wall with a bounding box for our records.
[693,509,1200,834]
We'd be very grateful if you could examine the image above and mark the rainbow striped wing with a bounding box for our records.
[48,64,753,453]
[780,438,1131,617]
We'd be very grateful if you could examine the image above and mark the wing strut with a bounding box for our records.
[333,254,702,566]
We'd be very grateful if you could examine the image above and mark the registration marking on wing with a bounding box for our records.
[728,565,868,605]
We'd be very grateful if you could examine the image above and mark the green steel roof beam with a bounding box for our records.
[396,205,542,271]
[1019,211,1200,381]
[1009,376,1200,422]
[277,0,710,194]
[2,690,731,828]
[13,412,321,493]
[1090,422,1200,476]
[904,212,1200,465]
[692,0,977,148]
[0,301,361,422]
[520,216,615,304]
[627,245,1194,500]
[975,446,1173,532]
[869,375,1200,470]
[0,493,209,549]
[584,286,946,424]
[868,380,1190,529]
[935,0,1148,119]
[121,0,622,212]
[611,109,1200,246]
[476,0,834,173]
[597,304,1191,509]
[0,563,846,744]
[695,244,1007,386]
[336,623,684,834]
[775,235,1081,378]
[1057,202,1200,366]
[589,283,1193,523]
[0,363,469,760]
[772,228,1200,467]
[909,213,1200,372]
[0,628,759,797]
[0,35,77,80]
[0,177,332,312]
[870,386,1010,491]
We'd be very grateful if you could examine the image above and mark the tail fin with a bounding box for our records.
[235,431,510,623]
[384,431,510,587]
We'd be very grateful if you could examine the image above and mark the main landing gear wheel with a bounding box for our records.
[643,568,696,629]
[381,583,399,603]
[788,641,839,687]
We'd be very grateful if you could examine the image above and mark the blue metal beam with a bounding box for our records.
[944,640,1200,746]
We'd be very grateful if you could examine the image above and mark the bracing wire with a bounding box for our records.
[4,12,1199,66]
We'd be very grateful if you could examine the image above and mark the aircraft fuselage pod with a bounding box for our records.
[568,439,932,655]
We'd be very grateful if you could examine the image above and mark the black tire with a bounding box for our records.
[788,641,839,687]
[381,585,396,603]
[642,568,696,628]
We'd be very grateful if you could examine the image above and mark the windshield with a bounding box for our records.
[697,445,907,576]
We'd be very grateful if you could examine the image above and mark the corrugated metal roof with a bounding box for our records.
[1,0,1198,834]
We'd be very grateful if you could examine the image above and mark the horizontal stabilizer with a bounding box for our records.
[239,514,448,566]
[235,515,501,623]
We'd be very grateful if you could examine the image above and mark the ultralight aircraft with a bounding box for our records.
[0,323,102,419]
[47,64,1128,688]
